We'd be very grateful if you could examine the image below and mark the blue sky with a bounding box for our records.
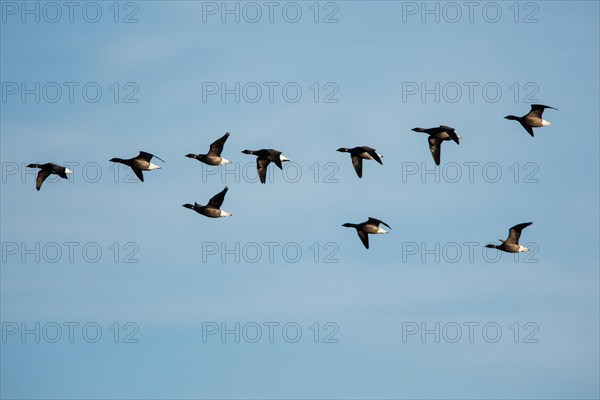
[1,1,599,399]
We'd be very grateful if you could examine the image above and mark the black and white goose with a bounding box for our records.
[182,186,232,218]
[505,104,557,137]
[411,126,461,166]
[109,151,164,182]
[485,222,532,253]
[241,149,290,184]
[342,217,391,249]
[185,132,231,166]
[336,146,383,178]
[26,163,73,191]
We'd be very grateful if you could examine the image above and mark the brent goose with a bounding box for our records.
[411,126,461,166]
[342,217,391,249]
[26,163,73,191]
[505,104,557,137]
[109,151,164,182]
[485,222,533,253]
[185,132,231,166]
[182,186,232,218]
[241,149,290,184]
[336,146,383,178]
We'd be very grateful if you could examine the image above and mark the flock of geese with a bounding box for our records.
[26,104,556,251]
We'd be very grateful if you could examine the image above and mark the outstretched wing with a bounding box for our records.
[365,148,383,165]
[257,158,271,184]
[35,170,51,191]
[428,137,442,165]
[367,217,392,230]
[520,123,535,137]
[506,222,533,245]
[56,168,69,179]
[208,132,230,157]
[351,156,363,178]
[138,151,165,163]
[131,167,144,182]
[357,230,369,249]
[441,126,460,145]
[208,186,228,208]
[527,104,557,119]
[271,151,283,170]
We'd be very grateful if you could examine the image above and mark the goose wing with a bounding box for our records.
[131,167,144,182]
[440,126,460,145]
[527,104,557,119]
[207,186,228,208]
[270,150,284,169]
[428,136,442,165]
[137,151,164,163]
[208,132,230,157]
[35,170,51,191]
[506,222,533,245]
[351,156,363,178]
[257,158,271,184]
[357,230,369,249]
[520,123,535,137]
[367,217,391,230]
[364,147,383,165]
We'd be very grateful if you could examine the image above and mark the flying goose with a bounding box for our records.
[342,217,391,249]
[185,132,231,166]
[411,126,461,166]
[109,151,164,182]
[336,146,383,178]
[241,149,290,184]
[26,163,73,191]
[182,186,232,218]
[485,222,533,253]
[505,104,557,137]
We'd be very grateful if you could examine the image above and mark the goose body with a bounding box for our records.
[26,163,73,191]
[182,186,232,218]
[241,149,290,184]
[342,217,391,249]
[505,104,557,137]
[109,151,164,182]
[336,146,383,178]
[485,222,532,253]
[412,125,461,166]
[186,132,231,166]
